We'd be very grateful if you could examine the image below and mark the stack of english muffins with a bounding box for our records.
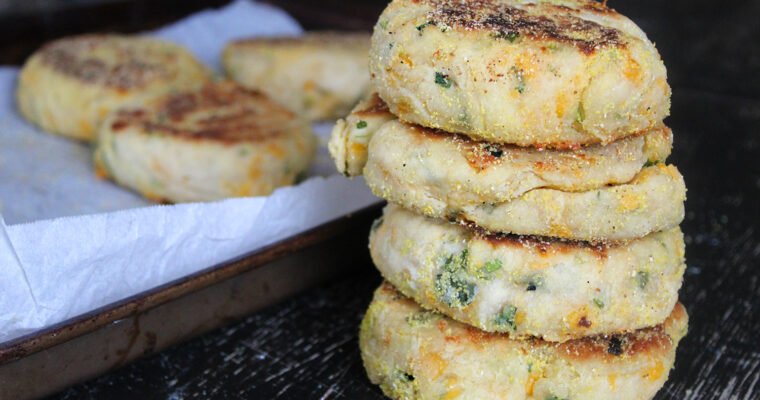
[330,0,689,399]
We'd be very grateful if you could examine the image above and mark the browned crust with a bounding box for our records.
[415,0,626,54]
[479,231,613,259]
[555,302,686,361]
[403,118,658,151]
[404,124,510,170]
[455,218,622,254]
[229,31,370,48]
[38,34,176,90]
[378,282,686,361]
[556,322,670,361]
[108,82,298,143]
[355,93,392,117]
[403,123,669,175]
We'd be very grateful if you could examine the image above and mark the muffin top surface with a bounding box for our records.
[107,81,306,143]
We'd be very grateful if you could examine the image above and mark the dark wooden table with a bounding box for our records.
[2,0,756,398]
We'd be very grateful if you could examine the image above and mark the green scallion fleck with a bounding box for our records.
[435,272,476,308]
[484,259,502,273]
[511,66,525,93]
[371,216,384,233]
[575,103,585,123]
[416,20,435,31]
[379,20,389,29]
[481,259,502,277]
[435,72,452,88]
[356,120,368,129]
[442,249,468,272]
[406,310,436,326]
[643,160,657,167]
[435,249,476,308]
[593,298,605,308]
[493,304,518,330]
[493,31,519,42]
[636,271,649,289]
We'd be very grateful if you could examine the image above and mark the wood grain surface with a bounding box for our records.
[4,0,755,398]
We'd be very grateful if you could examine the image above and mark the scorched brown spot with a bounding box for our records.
[356,93,391,117]
[460,222,616,255]
[555,322,671,361]
[109,82,297,144]
[420,0,625,54]
[40,35,171,89]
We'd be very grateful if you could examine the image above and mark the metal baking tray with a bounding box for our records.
[0,203,382,399]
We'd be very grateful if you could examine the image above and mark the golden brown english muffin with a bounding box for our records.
[369,204,686,342]
[94,81,316,203]
[328,92,395,177]
[17,34,209,141]
[222,31,371,121]
[367,163,686,241]
[360,282,689,400]
[370,0,670,146]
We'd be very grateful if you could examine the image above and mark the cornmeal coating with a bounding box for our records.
[360,282,688,400]
[370,0,670,146]
[367,164,686,241]
[370,204,685,341]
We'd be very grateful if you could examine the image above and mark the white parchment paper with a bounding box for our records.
[0,0,378,343]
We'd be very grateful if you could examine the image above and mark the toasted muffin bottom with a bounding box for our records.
[360,282,688,400]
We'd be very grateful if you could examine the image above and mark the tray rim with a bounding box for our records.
[0,202,383,365]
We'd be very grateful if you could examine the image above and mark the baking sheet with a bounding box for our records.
[0,0,378,343]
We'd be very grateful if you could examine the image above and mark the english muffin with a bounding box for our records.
[370,0,670,146]
[17,34,209,141]
[328,92,395,177]
[363,120,672,207]
[367,164,686,241]
[222,31,371,121]
[94,81,316,203]
[370,204,686,341]
[360,282,688,400]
